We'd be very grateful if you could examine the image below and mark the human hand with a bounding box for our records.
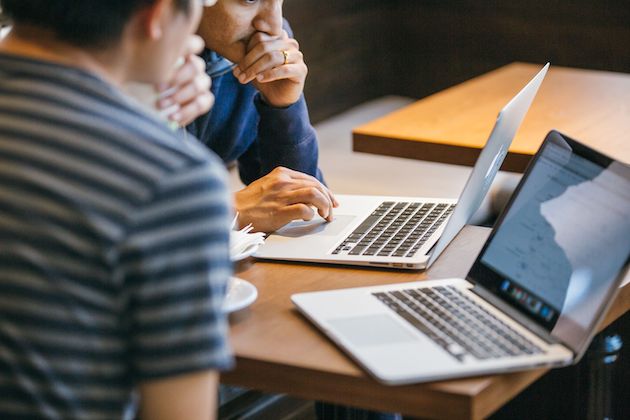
[232,30,307,108]
[155,35,214,126]
[234,167,339,233]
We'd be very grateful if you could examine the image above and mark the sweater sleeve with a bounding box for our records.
[236,93,323,184]
[187,19,325,186]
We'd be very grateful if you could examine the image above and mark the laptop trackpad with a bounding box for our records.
[328,314,416,347]
[275,215,356,238]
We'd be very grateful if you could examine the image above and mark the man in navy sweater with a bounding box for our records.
[185,0,338,233]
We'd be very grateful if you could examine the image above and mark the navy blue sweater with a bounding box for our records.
[187,49,323,185]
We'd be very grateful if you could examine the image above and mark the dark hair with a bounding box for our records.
[0,0,192,48]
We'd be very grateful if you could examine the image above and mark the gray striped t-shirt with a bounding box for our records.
[0,52,233,419]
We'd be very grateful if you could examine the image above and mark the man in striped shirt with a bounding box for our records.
[0,0,232,419]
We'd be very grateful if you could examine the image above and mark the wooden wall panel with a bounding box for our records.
[284,0,630,123]
[284,0,397,122]
[387,0,630,100]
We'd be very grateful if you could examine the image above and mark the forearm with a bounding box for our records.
[139,370,219,420]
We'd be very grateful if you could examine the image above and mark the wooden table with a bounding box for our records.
[222,226,630,419]
[353,63,630,172]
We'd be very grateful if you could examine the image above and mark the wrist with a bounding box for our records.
[257,92,295,109]
[233,190,247,229]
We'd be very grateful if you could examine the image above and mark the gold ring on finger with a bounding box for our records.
[281,49,289,65]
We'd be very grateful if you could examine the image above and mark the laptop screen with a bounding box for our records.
[470,131,630,351]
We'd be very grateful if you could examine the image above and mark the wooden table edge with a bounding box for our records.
[352,132,531,173]
[221,356,476,419]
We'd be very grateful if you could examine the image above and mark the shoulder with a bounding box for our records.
[87,90,229,208]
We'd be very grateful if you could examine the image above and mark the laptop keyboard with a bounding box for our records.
[373,286,543,362]
[331,201,455,258]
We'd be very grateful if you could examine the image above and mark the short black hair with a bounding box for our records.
[0,0,192,48]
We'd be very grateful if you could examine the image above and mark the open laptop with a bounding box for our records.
[292,131,630,384]
[256,63,550,269]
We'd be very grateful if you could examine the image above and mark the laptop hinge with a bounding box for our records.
[469,283,559,345]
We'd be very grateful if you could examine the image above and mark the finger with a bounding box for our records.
[158,70,211,110]
[273,166,337,209]
[236,49,296,84]
[245,31,281,53]
[331,193,340,208]
[169,90,215,126]
[278,203,316,223]
[284,187,333,220]
[275,167,337,207]
[184,34,206,56]
[267,176,330,207]
[237,39,300,82]
[158,54,207,97]
[255,62,306,83]
[237,49,286,84]
[278,177,335,214]
[239,32,282,77]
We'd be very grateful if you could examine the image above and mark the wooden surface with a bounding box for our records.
[221,226,630,419]
[352,63,630,172]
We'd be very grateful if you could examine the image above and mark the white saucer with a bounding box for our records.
[223,276,257,313]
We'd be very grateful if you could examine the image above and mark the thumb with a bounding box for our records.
[185,35,206,56]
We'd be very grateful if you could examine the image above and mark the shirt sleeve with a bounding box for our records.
[118,158,234,381]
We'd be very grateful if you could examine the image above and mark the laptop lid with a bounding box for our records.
[427,62,549,267]
[468,130,630,358]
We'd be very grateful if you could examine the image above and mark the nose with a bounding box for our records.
[253,1,283,37]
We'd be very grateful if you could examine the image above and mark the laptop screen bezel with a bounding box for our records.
[466,130,628,342]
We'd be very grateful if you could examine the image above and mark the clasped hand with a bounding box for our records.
[152,29,306,120]
[155,35,214,126]
[232,30,307,108]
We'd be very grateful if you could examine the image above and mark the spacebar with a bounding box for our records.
[351,216,380,235]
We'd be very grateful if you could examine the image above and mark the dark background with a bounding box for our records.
[285,0,630,123]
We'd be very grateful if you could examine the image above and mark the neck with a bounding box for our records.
[0,25,130,87]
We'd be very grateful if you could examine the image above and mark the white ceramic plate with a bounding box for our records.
[222,276,257,313]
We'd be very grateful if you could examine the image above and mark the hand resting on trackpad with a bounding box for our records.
[274,215,356,238]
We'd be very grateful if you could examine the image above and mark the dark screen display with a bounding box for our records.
[473,131,630,350]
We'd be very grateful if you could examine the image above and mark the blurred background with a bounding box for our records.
[285,0,630,123]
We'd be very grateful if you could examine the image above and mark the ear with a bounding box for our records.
[143,0,172,40]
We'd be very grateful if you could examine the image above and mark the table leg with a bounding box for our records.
[584,329,623,420]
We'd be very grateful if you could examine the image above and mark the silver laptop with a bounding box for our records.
[256,63,550,269]
[292,131,630,385]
